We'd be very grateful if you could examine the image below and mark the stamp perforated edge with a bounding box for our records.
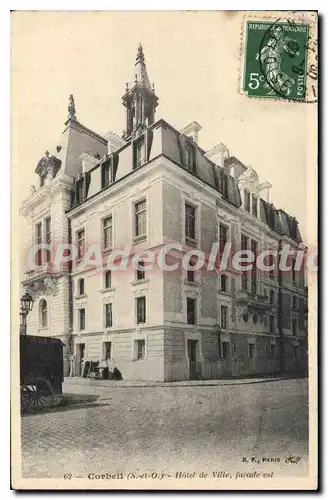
[238,11,318,104]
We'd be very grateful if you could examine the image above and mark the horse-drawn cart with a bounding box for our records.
[20,335,64,412]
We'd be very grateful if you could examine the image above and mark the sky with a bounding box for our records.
[11,11,315,243]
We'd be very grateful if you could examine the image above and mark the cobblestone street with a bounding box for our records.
[21,378,309,479]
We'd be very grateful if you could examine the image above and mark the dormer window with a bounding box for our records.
[252,194,258,217]
[244,189,251,211]
[133,137,146,169]
[101,161,112,189]
[186,144,196,172]
[76,178,84,204]
[221,173,229,199]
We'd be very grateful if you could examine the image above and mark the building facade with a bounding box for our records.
[20,45,308,381]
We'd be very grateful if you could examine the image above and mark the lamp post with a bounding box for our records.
[19,292,34,336]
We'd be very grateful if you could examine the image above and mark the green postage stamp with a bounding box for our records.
[242,17,317,102]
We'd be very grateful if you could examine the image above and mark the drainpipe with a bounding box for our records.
[278,239,285,374]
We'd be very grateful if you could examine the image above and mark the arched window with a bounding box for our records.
[220,274,228,293]
[39,299,48,328]
[78,278,85,296]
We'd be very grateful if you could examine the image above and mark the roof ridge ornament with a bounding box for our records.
[68,94,76,121]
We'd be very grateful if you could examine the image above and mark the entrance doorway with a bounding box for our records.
[187,339,199,380]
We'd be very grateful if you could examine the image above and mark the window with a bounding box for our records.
[136,339,145,360]
[221,173,228,199]
[187,269,195,282]
[248,343,255,359]
[269,290,275,304]
[136,261,146,280]
[77,229,85,260]
[44,216,51,263]
[186,144,196,172]
[78,278,85,296]
[104,270,112,289]
[293,296,298,310]
[185,203,196,244]
[101,162,111,188]
[35,217,51,266]
[292,345,298,360]
[220,274,228,292]
[76,178,85,204]
[292,317,298,336]
[269,315,276,333]
[39,299,48,328]
[268,253,275,278]
[104,303,113,328]
[36,221,43,266]
[103,341,112,360]
[79,308,85,331]
[136,296,146,324]
[219,224,228,255]
[251,239,257,294]
[270,343,277,357]
[241,234,249,291]
[187,297,196,325]
[135,200,147,240]
[222,341,229,359]
[102,216,113,250]
[291,258,297,284]
[221,305,228,329]
[133,138,145,168]
[252,194,258,217]
[244,189,251,211]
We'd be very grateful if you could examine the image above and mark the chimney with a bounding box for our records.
[79,152,99,174]
[205,143,230,168]
[180,121,202,144]
[104,131,126,155]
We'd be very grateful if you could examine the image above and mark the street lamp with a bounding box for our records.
[20,292,34,335]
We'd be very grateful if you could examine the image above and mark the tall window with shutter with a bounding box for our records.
[36,221,43,266]
[77,229,85,260]
[185,203,196,245]
[103,216,113,250]
[134,200,147,242]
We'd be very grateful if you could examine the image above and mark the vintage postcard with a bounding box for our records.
[11,10,318,490]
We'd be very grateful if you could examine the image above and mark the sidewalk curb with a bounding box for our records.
[63,376,289,389]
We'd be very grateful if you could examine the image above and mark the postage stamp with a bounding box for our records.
[241,14,318,102]
[11,10,318,491]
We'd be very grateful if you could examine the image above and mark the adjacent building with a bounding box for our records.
[20,45,308,381]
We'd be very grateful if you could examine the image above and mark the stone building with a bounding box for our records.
[20,45,307,381]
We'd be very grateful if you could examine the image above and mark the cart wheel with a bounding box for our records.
[21,377,54,412]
